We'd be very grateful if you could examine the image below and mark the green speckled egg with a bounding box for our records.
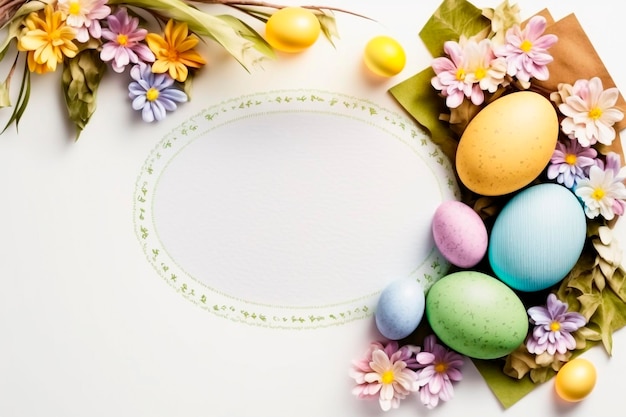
[426,271,528,359]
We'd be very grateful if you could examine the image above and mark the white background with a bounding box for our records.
[0,0,624,416]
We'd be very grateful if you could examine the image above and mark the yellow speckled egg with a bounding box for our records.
[456,91,559,196]
[265,7,321,53]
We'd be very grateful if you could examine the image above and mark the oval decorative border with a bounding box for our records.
[133,89,460,328]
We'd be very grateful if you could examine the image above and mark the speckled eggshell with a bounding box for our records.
[375,278,425,340]
[432,200,488,268]
[456,91,559,196]
[426,271,528,359]
[488,183,587,292]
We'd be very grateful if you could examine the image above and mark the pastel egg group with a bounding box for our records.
[456,91,559,196]
[426,271,528,359]
[375,278,425,340]
[488,183,587,292]
[432,200,488,268]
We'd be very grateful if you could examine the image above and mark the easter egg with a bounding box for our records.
[375,278,425,340]
[426,271,528,359]
[363,36,406,77]
[265,7,321,53]
[456,91,559,196]
[432,200,488,268]
[555,358,597,402]
[488,183,586,292]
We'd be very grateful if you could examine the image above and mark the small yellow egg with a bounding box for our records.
[265,7,321,53]
[363,35,406,77]
[555,358,597,402]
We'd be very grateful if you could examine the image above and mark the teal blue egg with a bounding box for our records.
[375,278,425,340]
[488,183,586,292]
[426,271,528,359]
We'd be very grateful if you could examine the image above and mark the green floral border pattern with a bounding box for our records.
[133,89,460,329]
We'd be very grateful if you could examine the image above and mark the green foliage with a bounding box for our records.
[419,0,491,57]
[62,49,107,139]
[109,0,272,71]
[388,68,457,162]
[1,62,30,134]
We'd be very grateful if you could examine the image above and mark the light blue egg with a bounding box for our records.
[488,183,586,292]
[375,278,425,340]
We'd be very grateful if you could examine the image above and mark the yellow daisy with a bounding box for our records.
[18,5,78,74]
[146,20,206,82]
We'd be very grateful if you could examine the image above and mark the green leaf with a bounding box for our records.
[215,14,275,59]
[62,49,107,138]
[108,0,271,71]
[388,67,458,162]
[473,357,537,409]
[0,82,10,108]
[313,9,340,47]
[1,61,30,134]
[419,0,491,57]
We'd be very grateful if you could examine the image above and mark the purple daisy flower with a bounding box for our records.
[414,335,464,409]
[128,63,188,123]
[526,293,586,355]
[494,15,557,83]
[547,139,597,188]
[100,7,155,73]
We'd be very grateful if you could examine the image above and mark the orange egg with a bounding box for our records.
[456,91,559,196]
[554,358,597,402]
[265,7,321,53]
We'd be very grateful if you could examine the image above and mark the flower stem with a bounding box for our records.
[190,0,373,20]
[0,0,27,28]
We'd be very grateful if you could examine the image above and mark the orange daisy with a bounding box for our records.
[146,19,206,82]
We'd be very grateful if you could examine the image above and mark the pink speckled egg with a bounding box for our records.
[432,201,488,268]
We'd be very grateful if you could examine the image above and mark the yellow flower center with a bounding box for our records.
[49,29,62,42]
[69,1,81,15]
[117,34,129,46]
[455,68,466,81]
[520,40,533,53]
[434,362,448,373]
[381,370,395,384]
[474,67,486,80]
[550,321,561,331]
[165,48,180,62]
[592,188,606,201]
[589,107,603,120]
[146,88,160,102]
[565,153,577,165]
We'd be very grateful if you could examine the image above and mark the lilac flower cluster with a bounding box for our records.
[350,336,464,411]
[526,294,586,356]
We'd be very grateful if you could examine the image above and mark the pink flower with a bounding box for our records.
[100,7,155,73]
[464,38,507,94]
[558,77,624,147]
[349,341,420,411]
[57,0,111,43]
[526,294,586,355]
[495,15,557,83]
[414,335,464,409]
[431,39,480,108]
[432,38,507,108]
